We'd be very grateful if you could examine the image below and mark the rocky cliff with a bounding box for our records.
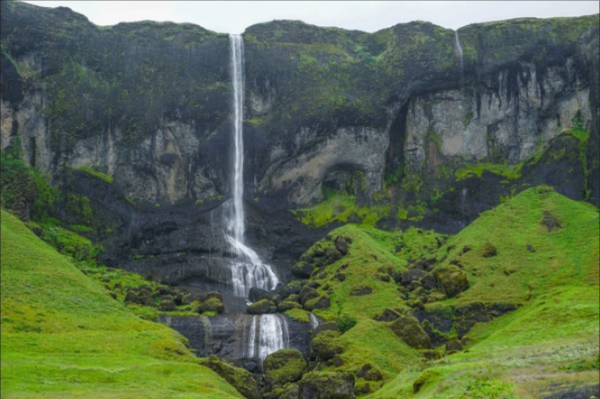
[1,2,598,284]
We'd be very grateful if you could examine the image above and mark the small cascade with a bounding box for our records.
[245,314,289,360]
[309,313,320,331]
[460,187,468,212]
[225,34,279,298]
[454,30,464,83]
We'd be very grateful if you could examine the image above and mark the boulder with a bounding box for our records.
[299,372,355,399]
[200,297,225,314]
[264,349,307,386]
[356,363,383,381]
[247,299,276,314]
[434,265,469,298]
[303,295,329,311]
[292,262,314,279]
[201,355,260,399]
[249,287,272,302]
[310,330,342,361]
[389,315,432,349]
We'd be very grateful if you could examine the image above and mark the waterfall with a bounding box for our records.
[245,314,289,360]
[454,30,464,83]
[226,34,279,298]
[309,313,320,331]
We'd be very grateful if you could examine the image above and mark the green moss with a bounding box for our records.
[295,193,391,228]
[264,349,307,385]
[455,162,523,181]
[76,166,114,184]
[284,308,310,323]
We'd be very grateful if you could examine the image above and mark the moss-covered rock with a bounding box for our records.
[201,297,225,314]
[278,300,303,312]
[433,265,469,298]
[310,330,343,361]
[481,242,498,258]
[298,372,355,399]
[264,349,307,386]
[303,295,329,311]
[389,315,432,349]
[200,355,261,399]
[247,299,276,314]
[356,363,383,381]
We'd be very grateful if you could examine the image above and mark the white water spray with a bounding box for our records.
[454,30,464,70]
[226,34,279,298]
[245,314,289,360]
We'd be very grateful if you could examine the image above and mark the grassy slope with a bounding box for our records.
[304,224,445,383]
[0,210,242,399]
[294,187,598,398]
[370,187,599,398]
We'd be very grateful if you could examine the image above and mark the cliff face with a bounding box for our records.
[1,2,598,282]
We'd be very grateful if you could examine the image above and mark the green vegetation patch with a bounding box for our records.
[76,166,114,184]
[295,193,391,228]
[0,210,241,399]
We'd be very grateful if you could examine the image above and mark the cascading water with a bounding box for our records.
[226,34,287,360]
[226,34,279,298]
[245,314,290,360]
[454,30,464,82]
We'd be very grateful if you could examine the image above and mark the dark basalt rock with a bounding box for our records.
[249,287,272,303]
[160,314,310,365]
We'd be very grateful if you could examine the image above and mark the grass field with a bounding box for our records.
[0,209,242,399]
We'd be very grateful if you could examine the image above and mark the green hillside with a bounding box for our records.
[287,187,599,397]
[0,209,242,399]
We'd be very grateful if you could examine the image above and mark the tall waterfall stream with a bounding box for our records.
[225,34,287,360]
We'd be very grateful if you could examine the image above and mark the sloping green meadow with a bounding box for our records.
[294,187,598,398]
[0,210,241,399]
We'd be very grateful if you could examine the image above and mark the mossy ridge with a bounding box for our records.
[289,187,598,397]
[0,209,242,398]
[368,188,599,398]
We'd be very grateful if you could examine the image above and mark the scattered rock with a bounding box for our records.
[389,315,432,349]
[375,308,402,322]
[313,322,338,337]
[304,295,330,311]
[159,299,177,311]
[526,243,536,252]
[335,237,349,255]
[201,355,260,399]
[264,349,307,386]
[201,297,225,314]
[357,363,383,381]
[481,242,497,258]
[310,330,343,361]
[434,265,469,298]
[292,262,314,279]
[278,300,303,312]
